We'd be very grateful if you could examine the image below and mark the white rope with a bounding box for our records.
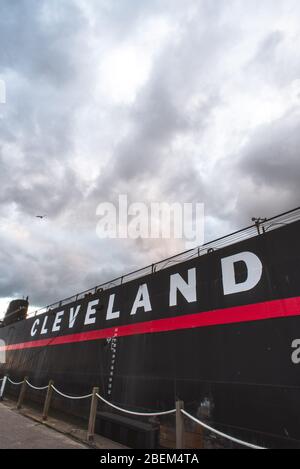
[96,393,176,417]
[8,377,24,386]
[181,410,266,450]
[25,380,48,391]
[51,385,93,400]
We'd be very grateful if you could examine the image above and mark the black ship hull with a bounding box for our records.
[1,219,300,448]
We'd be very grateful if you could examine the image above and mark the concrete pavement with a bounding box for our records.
[0,403,88,449]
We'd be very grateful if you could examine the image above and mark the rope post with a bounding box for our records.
[87,387,99,442]
[176,400,185,449]
[42,380,54,421]
[17,377,28,410]
[0,376,7,401]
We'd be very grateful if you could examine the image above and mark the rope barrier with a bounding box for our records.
[25,380,48,391]
[6,377,92,399]
[2,375,269,448]
[96,393,176,417]
[4,375,175,413]
[51,385,93,400]
[181,410,266,450]
[7,377,24,386]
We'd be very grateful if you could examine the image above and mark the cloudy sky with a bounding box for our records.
[0,0,300,315]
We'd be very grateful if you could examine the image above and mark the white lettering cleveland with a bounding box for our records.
[30,251,263,338]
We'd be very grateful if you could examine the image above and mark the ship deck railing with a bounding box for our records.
[27,206,300,318]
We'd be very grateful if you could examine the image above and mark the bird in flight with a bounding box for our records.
[36,215,46,219]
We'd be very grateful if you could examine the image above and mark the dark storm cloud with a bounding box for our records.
[94,79,192,193]
[253,31,285,65]
[0,0,89,218]
[234,109,300,219]
[0,0,86,84]
[0,0,93,309]
[90,3,228,202]
[246,27,300,88]
[0,0,300,312]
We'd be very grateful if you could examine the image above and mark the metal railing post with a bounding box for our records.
[0,376,7,401]
[42,380,54,421]
[87,387,99,442]
[176,400,185,449]
[17,377,28,410]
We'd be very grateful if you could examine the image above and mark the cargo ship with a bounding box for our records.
[1,207,300,449]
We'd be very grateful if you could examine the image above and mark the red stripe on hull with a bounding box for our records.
[1,296,300,352]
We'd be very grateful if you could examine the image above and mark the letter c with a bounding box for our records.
[31,319,40,337]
